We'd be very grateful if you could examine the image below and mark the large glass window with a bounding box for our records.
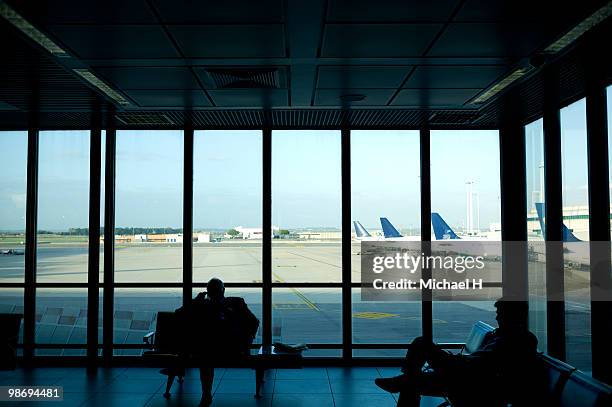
[272,131,342,283]
[430,130,501,342]
[193,130,262,283]
[115,130,183,283]
[0,131,27,284]
[272,130,341,349]
[37,131,90,283]
[351,130,421,355]
[525,119,547,351]
[560,99,591,373]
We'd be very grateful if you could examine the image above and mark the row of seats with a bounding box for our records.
[540,354,611,407]
[462,322,611,407]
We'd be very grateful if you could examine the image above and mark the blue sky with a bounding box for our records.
[0,89,610,231]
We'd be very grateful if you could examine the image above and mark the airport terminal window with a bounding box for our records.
[115,130,183,283]
[525,118,547,351]
[560,99,592,373]
[35,288,102,356]
[193,130,262,283]
[350,130,421,355]
[0,131,27,284]
[430,130,501,342]
[272,288,341,355]
[114,288,181,351]
[271,130,342,283]
[271,130,341,350]
[37,131,90,283]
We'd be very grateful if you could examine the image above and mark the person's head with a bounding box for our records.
[207,278,225,302]
[494,298,528,329]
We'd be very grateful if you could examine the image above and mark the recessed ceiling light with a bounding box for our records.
[73,69,130,106]
[470,67,532,105]
[0,2,69,58]
[543,1,612,54]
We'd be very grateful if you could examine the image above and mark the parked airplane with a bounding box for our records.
[380,218,420,241]
[533,202,589,267]
[534,203,581,242]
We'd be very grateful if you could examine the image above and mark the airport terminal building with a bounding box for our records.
[0,1,611,406]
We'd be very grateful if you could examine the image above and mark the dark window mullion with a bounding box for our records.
[24,128,39,362]
[420,128,432,341]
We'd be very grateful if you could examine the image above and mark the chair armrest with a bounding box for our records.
[143,332,155,347]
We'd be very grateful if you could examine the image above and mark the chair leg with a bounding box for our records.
[163,375,175,398]
[178,376,184,383]
[255,368,264,399]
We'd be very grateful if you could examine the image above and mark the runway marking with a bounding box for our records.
[353,312,399,319]
[272,272,320,312]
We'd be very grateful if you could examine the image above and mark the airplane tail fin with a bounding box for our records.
[353,221,371,238]
[534,202,581,242]
[535,203,546,239]
[431,213,460,240]
[380,217,402,238]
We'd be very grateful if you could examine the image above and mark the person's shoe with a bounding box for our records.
[374,375,409,393]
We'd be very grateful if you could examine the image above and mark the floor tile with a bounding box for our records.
[54,374,116,393]
[83,392,155,407]
[16,392,95,407]
[273,379,331,394]
[333,393,398,407]
[330,378,387,394]
[101,378,164,393]
[275,368,327,380]
[145,393,202,407]
[272,393,335,407]
[221,368,257,380]
[215,378,272,395]
[327,367,380,380]
[209,393,272,407]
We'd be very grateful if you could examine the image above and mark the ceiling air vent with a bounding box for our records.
[204,67,285,89]
[428,111,479,125]
[116,112,175,126]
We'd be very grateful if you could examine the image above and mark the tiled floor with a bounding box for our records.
[0,367,446,406]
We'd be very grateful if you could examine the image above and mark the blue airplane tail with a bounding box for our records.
[534,202,581,242]
[380,217,402,238]
[353,221,371,238]
[431,213,460,240]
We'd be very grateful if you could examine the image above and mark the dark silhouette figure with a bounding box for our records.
[375,299,538,407]
[176,278,259,406]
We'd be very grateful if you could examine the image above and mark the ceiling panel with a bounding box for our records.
[93,67,201,90]
[168,25,286,58]
[427,23,552,57]
[321,24,441,57]
[391,89,480,107]
[6,0,156,24]
[403,65,508,88]
[316,66,411,88]
[151,0,284,23]
[327,0,459,22]
[124,90,211,107]
[47,26,180,59]
[455,0,605,24]
[314,89,394,106]
[208,89,288,107]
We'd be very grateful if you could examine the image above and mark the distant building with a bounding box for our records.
[195,232,210,243]
[297,231,342,240]
[234,226,280,239]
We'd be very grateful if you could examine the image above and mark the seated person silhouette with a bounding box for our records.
[175,278,259,406]
[375,299,538,407]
